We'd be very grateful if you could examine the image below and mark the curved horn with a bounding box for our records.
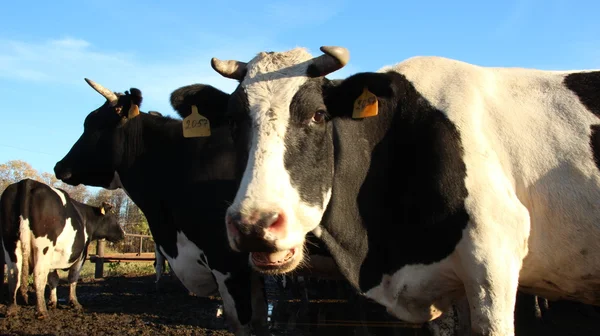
[84,78,118,104]
[211,58,247,81]
[310,46,350,77]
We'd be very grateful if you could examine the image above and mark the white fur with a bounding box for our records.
[227,48,326,251]
[158,231,217,297]
[50,187,67,205]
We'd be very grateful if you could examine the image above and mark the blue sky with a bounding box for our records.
[1,0,599,182]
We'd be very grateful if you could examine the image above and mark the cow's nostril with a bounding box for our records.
[263,212,285,233]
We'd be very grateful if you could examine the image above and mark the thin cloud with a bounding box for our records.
[0,37,275,116]
[0,37,361,118]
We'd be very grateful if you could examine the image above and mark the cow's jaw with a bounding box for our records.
[250,246,304,275]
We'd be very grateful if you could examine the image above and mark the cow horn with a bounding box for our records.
[211,58,248,81]
[310,46,350,77]
[84,78,119,105]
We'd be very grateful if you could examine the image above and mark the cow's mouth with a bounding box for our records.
[250,247,300,274]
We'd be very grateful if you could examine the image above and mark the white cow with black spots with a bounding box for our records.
[1,178,125,318]
[181,45,600,336]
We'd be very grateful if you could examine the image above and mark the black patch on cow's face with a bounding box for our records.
[228,86,252,179]
[283,78,335,207]
[563,72,600,171]
[313,71,470,291]
[43,247,49,255]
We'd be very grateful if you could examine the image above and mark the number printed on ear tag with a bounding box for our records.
[182,105,211,138]
[352,87,379,119]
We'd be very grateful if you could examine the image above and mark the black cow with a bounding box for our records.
[183,46,600,335]
[53,79,269,336]
[0,178,124,318]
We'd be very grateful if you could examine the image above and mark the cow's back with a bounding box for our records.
[388,56,600,304]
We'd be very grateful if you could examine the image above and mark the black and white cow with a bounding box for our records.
[0,178,125,318]
[53,80,269,336]
[183,46,600,335]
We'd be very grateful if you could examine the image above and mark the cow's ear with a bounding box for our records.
[100,201,113,215]
[170,84,231,127]
[117,88,143,126]
[325,72,396,120]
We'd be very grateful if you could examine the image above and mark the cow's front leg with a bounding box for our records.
[456,207,529,335]
[212,268,255,336]
[47,270,60,309]
[67,258,85,311]
[249,271,269,335]
[153,245,165,291]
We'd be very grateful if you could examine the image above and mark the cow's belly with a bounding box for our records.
[365,256,463,324]
[34,220,81,270]
[517,171,600,305]
[160,231,218,297]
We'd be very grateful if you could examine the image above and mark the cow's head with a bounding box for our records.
[189,46,395,274]
[91,202,126,243]
[54,79,144,189]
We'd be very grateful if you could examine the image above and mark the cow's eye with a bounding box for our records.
[312,110,327,124]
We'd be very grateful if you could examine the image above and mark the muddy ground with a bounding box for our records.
[0,273,598,336]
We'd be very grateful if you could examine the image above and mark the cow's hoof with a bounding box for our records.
[48,302,57,309]
[6,305,20,317]
[70,302,83,311]
[37,311,49,320]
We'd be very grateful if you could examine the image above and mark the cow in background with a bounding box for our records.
[54,80,269,336]
[0,178,125,318]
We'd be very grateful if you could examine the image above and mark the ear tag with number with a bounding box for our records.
[183,105,211,138]
[352,87,379,119]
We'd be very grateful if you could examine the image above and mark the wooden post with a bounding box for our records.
[139,236,143,256]
[94,239,105,279]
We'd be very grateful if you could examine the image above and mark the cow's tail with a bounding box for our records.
[17,179,33,300]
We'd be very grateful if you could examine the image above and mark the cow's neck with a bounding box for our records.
[115,114,238,210]
[316,72,470,293]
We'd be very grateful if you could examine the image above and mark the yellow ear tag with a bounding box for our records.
[352,87,379,119]
[183,105,211,138]
[128,104,140,119]
[100,207,106,215]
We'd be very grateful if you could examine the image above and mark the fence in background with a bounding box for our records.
[88,233,156,278]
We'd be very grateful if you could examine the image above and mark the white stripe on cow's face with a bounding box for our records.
[50,187,67,206]
[229,48,328,250]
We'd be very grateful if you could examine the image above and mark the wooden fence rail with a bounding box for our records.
[89,232,155,278]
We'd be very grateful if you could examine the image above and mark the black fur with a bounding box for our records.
[54,86,260,330]
[321,72,469,291]
[564,72,600,171]
[170,84,231,127]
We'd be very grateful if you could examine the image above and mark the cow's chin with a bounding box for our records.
[249,246,304,275]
